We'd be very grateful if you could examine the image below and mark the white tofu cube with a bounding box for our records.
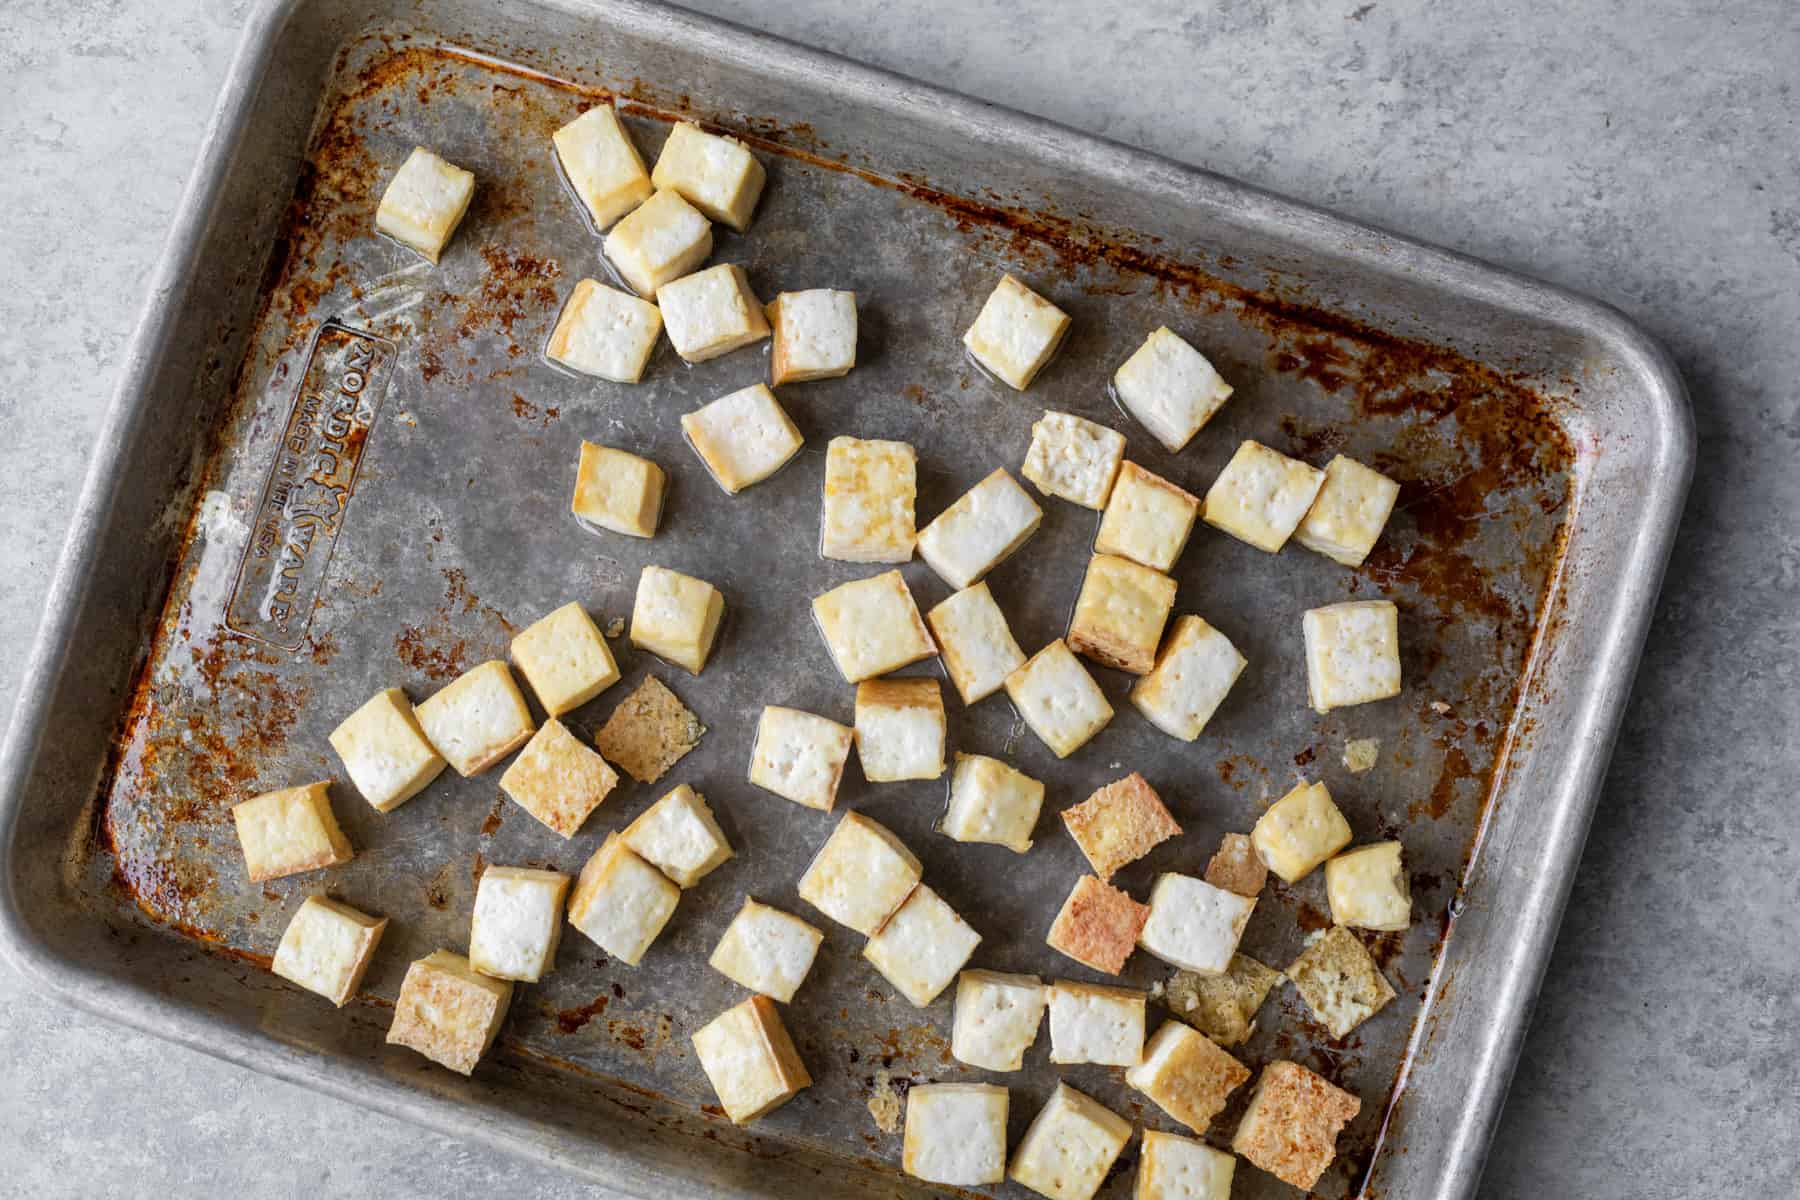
[1324,841,1411,931]
[1047,980,1146,1066]
[708,897,824,1002]
[510,601,621,717]
[498,718,620,839]
[796,811,921,936]
[1250,780,1353,883]
[952,968,1046,1071]
[916,468,1043,589]
[903,1083,1009,1187]
[1201,440,1326,553]
[768,289,857,384]
[1125,1022,1251,1135]
[1129,615,1246,742]
[658,263,771,363]
[385,950,512,1076]
[863,884,981,1007]
[566,832,679,965]
[650,121,767,232]
[552,104,652,229]
[375,146,474,263]
[328,687,446,813]
[926,582,1026,705]
[1005,639,1114,759]
[1112,326,1233,452]
[855,678,946,782]
[941,753,1043,853]
[963,274,1071,390]
[820,436,916,563]
[232,781,353,882]
[747,705,854,811]
[1303,599,1402,712]
[630,565,724,675]
[1008,1083,1133,1200]
[546,279,663,383]
[1021,410,1126,509]
[690,995,811,1123]
[810,568,937,683]
[623,784,734,888]
[1095,461,1200,573]
[1295,454,1401,567]
[681,383,803,494]
[271,895,387,1007]
[571,441,666,538]
[1139,873,1257,975]
[415,660,536,777]
[1067,553,1177,675]
[1136,1129,1237,1200]
[602,187,713,298]
[469,865,571,983]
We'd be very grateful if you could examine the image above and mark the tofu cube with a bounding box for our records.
[1139,873,1256,975]
[566,833,679,965]
[328,687,446,813]
[1046,874,1149,975]
[1061,771,1181,880]
[630,565,725,675]
[690,995,812,1124]
[1231,1061,1362,1191]
[510,601,621,716]
[926,582,1025,704]
[963,274,1071,391]
[1068,553,1177,675]
[708,897,824,1002]
[1021,410,1126,509]
[603,187,713,298]
[1286,925,1397,1038]
[658,263,771,363]
[810,568,936,683]
[903,1082,1010,1187]
[952,968,1046,1071]
[1201,440,1326,553]
[1251,780,1353,883]
[571,441,667,538]
[1112,326,1233,453]
[1295,454,1401,567]
[1126,1021,1251,1134]
[1009,1083,1133,1200]
[1095,461,1200,573]
[1202,831,1268,897]
[1048,980,1146,1066]
[547,279,663,384]
[385,950,512,1075]
[855,678,946,782]
[498,718,620,838]
[941,753,1043,854]
[1324,841,1412,931]
[415,660,536,777]
[863,884,981,1007]
[1163,954,1283,1047]
[681,383,803,494]
[1129,616,1246,742]
[593,675,706,784]
[1135,1129,1236,1200]
[768,289,857,384]
[552,104,652,230]
[469,865,571,983]
[650,121,767,232]
[1005,640,1114,758]
[917,468,1043,589]
[375,146,474,263]
[747,705,854,812]
[232,782,353,882]
[796,811,921,936]
[271,895,387,1006]
[820,436,917,563]
[623,784,734,887]
[1303,599,1403,712]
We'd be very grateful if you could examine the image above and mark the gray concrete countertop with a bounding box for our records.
[2,1,1793,1196]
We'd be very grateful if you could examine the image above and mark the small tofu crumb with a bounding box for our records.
[1061,772,1181,880]
[592,676,706,784]
[1203,832,1268,897]
[1046,874,1149,975]
[1343,736,1380,773]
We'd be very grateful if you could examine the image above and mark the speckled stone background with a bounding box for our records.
[2,1,1794,1196]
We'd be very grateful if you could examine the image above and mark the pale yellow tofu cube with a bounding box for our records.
[571,441,667,538]
[232,781,353,882]
[1303,599,1402,711]
[941,753,1043,853]
[622,784,734,888]
[1135,1129,1237,1200]
[863,884,981,1007]
[511,601,621,716]
[1251,780,1353,883]
[926,582,1025,705]
[1130,615,1246,741]
[630,565,724,675]
[690,995,811,1124]
[552,104,652,230]
[658,263,770,363]
[810,568,936,683]
[546,279,663,383]
[1113,326,1233,452]
[1068,553,1177,675]
[963,274,1071,390]
[1005,639,1114,758]
[1126,1022,1251,1136]
[375,146,474,263]
[1202,440,1326,553]
[747,705,854,811]
[1008,1083,1133,1200]
[1095,461,1200,572]
[681,383,803,494]
[650,121,767,232]
[855,678,946,782]
[1295,454,1401,566]
[917,468,1043,589]
[469,865,571,983]
[1021,410,1126,509]
[1232,1060,1362,1190]
[708,897,824,1003]
[1139,873,1256,975]
[271,895,387,1007]
[1324,841,1411,931]
[820,436,916,563]
[952,969,1046,1071]
[497,718,619,839]
[415,660,536,777]
[796,811,921,936]
[1047,980,1146,1066]
[768,289,857,384]
[385,950,512,1076]
[903,1082,1010,1187]
[602,187,713,298]
[328,687,446,813]
[566,832,679,965]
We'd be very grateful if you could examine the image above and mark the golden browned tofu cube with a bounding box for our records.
[1294,453,1400,567]
[1046,874,1148,975]
[1061,772,1181,880]
[708,897,823,1003]
[862,884,981,1007]
[603,187,712,298]
[1203,831,1268,897]
[659,264,771,364]
[546,279,663,383]
[1008,1082,1132,1200]
[1020,410,1125,509]
[1125,1020,1250,1133]
[903,1082,1009,1186]
[552,104,651,230]
[592,675,706,784]
[498,718,620,839]
[797,811,921,936]
[1112,326,1234,453]
[622,784,734,888]
[690,995,811,1124]
[747,705,854,812]
[855,678,946,783]
[681,383,802,493]
[231,781,353,882]
[1004,639,1113,758]
[1231,1061,1361,1191]
[1201,439,1325,553]
[1324,840,1412,931]
[768,289,857,384]
[811,568,936,683]
[630,566,724,675]
[1135,1129,1236,1199]
[1129,615,1246,742]
[1068,553,1177,675]
[510,601,620,716]
[571,441,667,539]
[1094,460,1200,572]
[820,436,916,563]
[1251,779,1352,883]
[926,582,1025,704]
[385,949,513,1075]
[1303,599,1402,712]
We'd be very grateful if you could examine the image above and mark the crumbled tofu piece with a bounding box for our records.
[903,1082,1010,1186]
[511,601,621,716]
[1304,599,1402,712]
[592,675,706,783]
[603,187,713,298]
[864,884,982,1007]
[820,436,917,563]
[650,121,767,232]
[810,568,936,683]
[708,897,824,1002]
[855,678,946,782]
[1112,327,1233,453]
[232,782,353,882]
[566,832,680,964]
[328,687,446,813]
[552,103,652,229]
[1068,553,1177,675]
[1287,925,1397,1038]
[1324,841,1411,931]
[271,895,387,1007]
[658,263,771,363]
[1135,1129,1237,1200]
[1048,980,1146,1066]
[1094,461,1200,572]
[1201,440,1326,553]
[682,383,802,493]
[630,565,725,675]
[1126,1021,1251,1134]
[498,718,620,838]
[747,705,854,811]
[1061,772,1181,880]
[1129,615,1245,742]
[1046,875,1149,975]
[1295,454,1401,567]
[1343,736,1381,773]
[1139,873,1256,975]
[1231,1061,1361,1191]
[375,146,475,263]
[963,274,1071,391]
[926,582,1026,705]
[1163,954,1283,1047]
[1251,780,1353,883]
[941,753,1043,853]
[1021,411,1126,509]
[571,441,667,538]
[797,811,922,936]
[768,289,858,384]
[623,784,734,888]
[952,969,1046,1071]
[415,660,536,777]
[469,865,571,983]
[917,468,1043,589]
[1008,1083,1133,1200]
[547,279,664,383]
[690,995,812,1123]
[1202,832,1267,897]
[1005,639,1114,759]
[385,950,512,1075]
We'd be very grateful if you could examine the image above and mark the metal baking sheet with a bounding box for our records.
[0,1,1692,1198]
